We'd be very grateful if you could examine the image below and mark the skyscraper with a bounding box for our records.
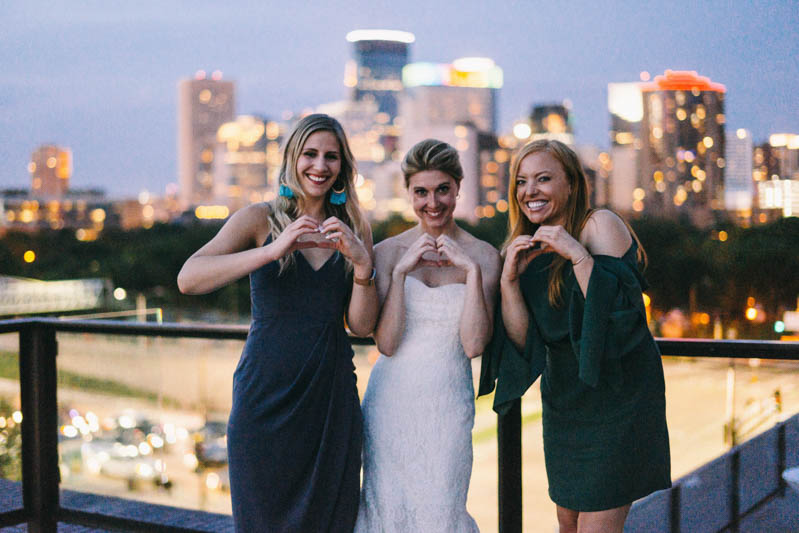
[607,71,726,225]
[640,70,726,226]
[345,30,414,123]
[216,115,283,212]
[29,145,72,198]
[529,102,574,145]
[607,82,644,214]
[754,134,799,221]
[401,57,501,134]
[724,129,754,220]
[400,58,504,222]
[177,71,235,210]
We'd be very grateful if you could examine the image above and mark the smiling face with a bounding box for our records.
[514,151,572,226]
[408,170,459,230]
[294,130,342,199]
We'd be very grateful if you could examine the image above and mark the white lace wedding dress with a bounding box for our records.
[355,276,479,532]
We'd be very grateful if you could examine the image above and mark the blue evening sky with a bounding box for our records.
[1,1,797,197]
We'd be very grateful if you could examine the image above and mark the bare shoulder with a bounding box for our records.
[580,209,632,257]
[374,232,407,269]
[459,232,501,280]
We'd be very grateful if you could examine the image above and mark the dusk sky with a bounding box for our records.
[2,1,797,197]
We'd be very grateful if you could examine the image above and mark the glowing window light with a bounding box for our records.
[346,30,415,43]
[452,57,495,72]
[513,123,532,139]
[195,205,230,219]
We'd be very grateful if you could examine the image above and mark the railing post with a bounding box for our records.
[498,398,522,533]
[776,422,786,497]
[669,483,680,533]
[729,450,740,533]
[19,323,59,532]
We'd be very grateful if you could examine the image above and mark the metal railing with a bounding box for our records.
[0,318,797,532]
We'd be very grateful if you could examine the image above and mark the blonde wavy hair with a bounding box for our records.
[269,113,367,274]
[505,139,645,306]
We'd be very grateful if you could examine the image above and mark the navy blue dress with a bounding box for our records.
[227,244,362,532]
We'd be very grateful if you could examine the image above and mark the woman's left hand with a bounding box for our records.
[319,217,372,273]
[435,235,477,273]
[531,225,590,263]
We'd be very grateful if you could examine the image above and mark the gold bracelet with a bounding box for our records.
[354,267,376,286]
[572,254,591,266]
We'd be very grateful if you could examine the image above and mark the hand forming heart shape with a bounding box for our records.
[420,243,452,267]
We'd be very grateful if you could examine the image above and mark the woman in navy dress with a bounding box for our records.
[178,114,378,532]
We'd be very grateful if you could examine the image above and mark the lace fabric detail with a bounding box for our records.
[355,277,479,532]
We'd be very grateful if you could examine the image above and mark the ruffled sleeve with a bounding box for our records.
[478,296,547,415]
[568,253,652,391]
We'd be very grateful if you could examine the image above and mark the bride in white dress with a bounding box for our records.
[356,139,501,532]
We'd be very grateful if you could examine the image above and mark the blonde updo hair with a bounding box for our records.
[401,139,463,187]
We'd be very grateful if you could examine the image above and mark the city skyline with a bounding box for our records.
[2,1,798,197]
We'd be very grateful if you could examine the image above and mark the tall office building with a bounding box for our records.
[607,82,644,214]
[640,70,726,226]
[216,115,284,212]
[177,71,235,210]
[345,30,414,123]
[401,57,501,134]
[607,71,726,225]
[399,58,504,223]
[754,134,799,221]
[530,102,574,145]
[724,129,754,219]
[29,145,72,198]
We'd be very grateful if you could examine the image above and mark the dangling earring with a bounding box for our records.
[279,184,294,198]
[329,180,347,205]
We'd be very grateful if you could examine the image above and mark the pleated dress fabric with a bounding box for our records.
[480,242,671,511]
[227,244,362,532]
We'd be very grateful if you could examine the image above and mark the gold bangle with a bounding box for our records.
[354,267,376,286]
[572,254,591,266]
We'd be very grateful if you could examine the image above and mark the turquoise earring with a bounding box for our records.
[329,181,346,205]
[279,184,294,198]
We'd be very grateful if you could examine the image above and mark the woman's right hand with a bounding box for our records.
[392,233,439,277]
[501,235,547,283]
[270,215,329,258]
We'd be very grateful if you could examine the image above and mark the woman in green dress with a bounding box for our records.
[479,139,670,533]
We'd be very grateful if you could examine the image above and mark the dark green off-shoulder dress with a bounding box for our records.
[479,243,671,511]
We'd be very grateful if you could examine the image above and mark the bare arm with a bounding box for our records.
[373,234,437,356]
[177,205,271,295]
[344,220,378,337]
[573,210,632,295]
[176,205,319,295]
[438,237,501,358]
[499,236,545,351]
[531,210,632,297]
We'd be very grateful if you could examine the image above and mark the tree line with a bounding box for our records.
[1,215,797,338]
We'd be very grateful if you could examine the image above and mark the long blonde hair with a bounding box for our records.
[505,139,645,306]
[269,113,367,274]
